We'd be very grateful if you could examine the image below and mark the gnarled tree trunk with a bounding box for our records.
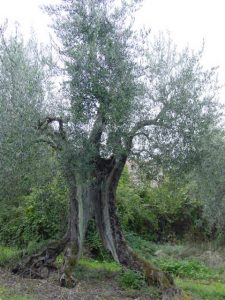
[13,154,187,299]
[92,155,184,299]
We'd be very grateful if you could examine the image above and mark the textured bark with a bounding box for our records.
[91,155,187,299]
[12,154,189,298]
[59,162,93,287]
[12,163,91,287]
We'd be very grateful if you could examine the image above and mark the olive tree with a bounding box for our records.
[11,0,219,297]
[0,24,53,199]
[188,128,225,241]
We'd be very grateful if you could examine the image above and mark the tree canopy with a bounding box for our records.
[0,0,221,296]
[42,0,219,175]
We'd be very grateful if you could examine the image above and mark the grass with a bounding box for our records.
[117,269,145,289]
[0,288,34,300]
[152,257,225,281]
[126,233,225,299]
[1,237,225,299]
[176,278,225,300]
[75,257,160,298]
[0,241,49,268]
[79,258,121,272]
[74,258,122,281]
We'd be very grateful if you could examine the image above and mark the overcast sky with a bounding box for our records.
[0,0,225,101]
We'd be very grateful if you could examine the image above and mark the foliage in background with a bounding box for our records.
[187,129,225,243]
[0,162,220,248]
[85,220,112,261]
[0,174,68,246]
[117,167,204,242]
[0,25,54,202]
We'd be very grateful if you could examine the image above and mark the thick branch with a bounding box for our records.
[36,116,67,150]
[38,116,66,138]
[131,119,158,136]
[108,153,127,189]
[126,103,170,152]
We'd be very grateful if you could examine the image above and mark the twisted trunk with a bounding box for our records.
[92,156,180,295]
[13,154,186,298]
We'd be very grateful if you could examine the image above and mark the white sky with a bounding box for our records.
[0,0,225,101]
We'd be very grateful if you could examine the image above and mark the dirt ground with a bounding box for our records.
[0,268,155,300]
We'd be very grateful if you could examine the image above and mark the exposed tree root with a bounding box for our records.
[12,237,80,288]
[130,253,190,300]
[119,249,190,299]
[109,229,190,299]
[12,238,68,279]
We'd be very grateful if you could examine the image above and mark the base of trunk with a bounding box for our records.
[12,238,80,289]
[11,240,190,299]
[59,241,78,288]
[12,238,68,279]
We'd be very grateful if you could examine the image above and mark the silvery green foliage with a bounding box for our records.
[0,0,220,197]
[45,0,219,173]
[45,0,143,152]
[188,129,225,235]
[0,26,54,199]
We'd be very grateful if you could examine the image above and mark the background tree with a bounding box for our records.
[7,0,219,297]
[187,128,225,243]
[0,24,55,199]
[0,25,64,246]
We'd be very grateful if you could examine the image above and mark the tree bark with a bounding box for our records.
[92,156,181,295]
[12,154,188,298]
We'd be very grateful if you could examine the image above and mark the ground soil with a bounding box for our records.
[0,268,155,300]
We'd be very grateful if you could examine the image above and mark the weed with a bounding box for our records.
[118,269,146,290]
[152,258,219,280]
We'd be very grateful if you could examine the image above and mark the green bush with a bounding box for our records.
[118,269,146,290]
[125,232,157,259]
[0,174,68,246]
[153,258,215,280]
[117,169,203,242]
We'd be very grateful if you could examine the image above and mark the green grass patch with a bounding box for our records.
[117,269,160,298]
[79,258,121,272]
[0,246,21,267]
[176,278,225,300]
[72,258,121,281]
[0,241,49,268]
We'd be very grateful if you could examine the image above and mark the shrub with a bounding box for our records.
[85,220,112,261]
[0,174,68,246]
[153,258,215,280]
[118,269,146,290]
[117,170,204,242]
